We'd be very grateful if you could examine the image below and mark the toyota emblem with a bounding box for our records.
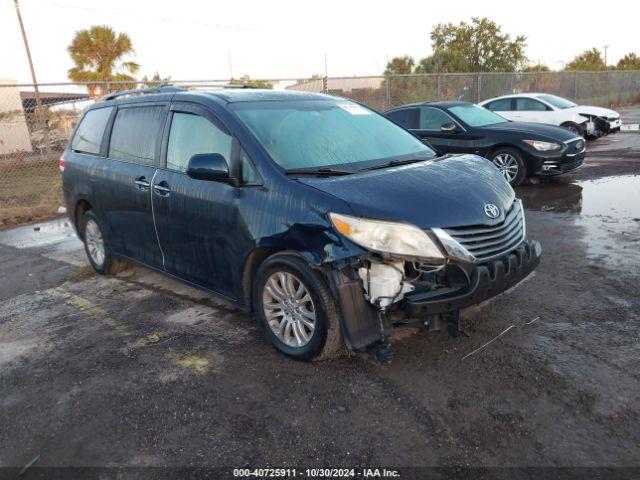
[484,204,500,219]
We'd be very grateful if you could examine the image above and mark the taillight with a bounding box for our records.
[59,155,66,172]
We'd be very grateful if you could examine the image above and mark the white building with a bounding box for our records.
[0,79,33,156]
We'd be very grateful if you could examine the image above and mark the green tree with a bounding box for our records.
[565,48,606,71]
[616,52,640,70]
[430,17,527,72]
[415,51,468,73]
[67,25,139,87]
[522,64,551,72]
[230,75,273,89]
[384,56,415,75]
[141,72,171,87]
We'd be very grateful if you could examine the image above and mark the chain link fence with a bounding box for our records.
[1,70,639,226]
[289,70,640,111]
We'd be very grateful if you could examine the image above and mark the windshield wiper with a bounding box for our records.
[285,166,355,176]
[361,157,427,171]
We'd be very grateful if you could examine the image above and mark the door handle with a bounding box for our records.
[153,181,171,197]
[134,176,150,190]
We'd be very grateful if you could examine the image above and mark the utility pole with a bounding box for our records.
[14,0,42,110]
[227,51,234,80]
[323,53,328,93]
[603,45,610,67]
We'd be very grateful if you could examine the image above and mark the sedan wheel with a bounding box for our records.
[262,272,316,348]
[492,153,520,183]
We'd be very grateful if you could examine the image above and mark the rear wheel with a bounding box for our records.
[80,210,117,274]
[490,148,527,187]
[253,254,342,360]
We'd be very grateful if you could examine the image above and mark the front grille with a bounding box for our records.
[443,201,525,262]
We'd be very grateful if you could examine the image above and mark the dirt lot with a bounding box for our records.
[1,129,639,478]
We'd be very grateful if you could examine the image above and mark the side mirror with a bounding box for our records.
[186,153,230,182]
[441,122,458,133]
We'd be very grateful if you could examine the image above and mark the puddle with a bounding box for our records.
[0,218,78,250]
[519,175,640,265]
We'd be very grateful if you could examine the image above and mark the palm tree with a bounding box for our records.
[67,25,139,96]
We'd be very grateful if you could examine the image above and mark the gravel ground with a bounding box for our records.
[1,128,639,479]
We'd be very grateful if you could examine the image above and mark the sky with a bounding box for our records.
[1,0,638,84]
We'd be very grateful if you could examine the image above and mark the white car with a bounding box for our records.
[479,93,621,138]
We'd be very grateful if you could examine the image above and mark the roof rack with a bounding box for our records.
[100,85,184,102]
[99,83,257,102]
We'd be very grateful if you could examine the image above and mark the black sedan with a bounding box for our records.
[384,101,586,186]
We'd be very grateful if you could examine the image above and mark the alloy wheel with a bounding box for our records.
[262,272,316,348]
[85,219,105,267]
[492,154,519,183]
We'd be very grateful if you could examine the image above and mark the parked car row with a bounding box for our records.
[384,101,586,187]
[64,86,580,362]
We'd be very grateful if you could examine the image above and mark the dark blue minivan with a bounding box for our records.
[61,86,541,360]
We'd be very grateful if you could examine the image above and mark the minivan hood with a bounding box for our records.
[484,121,579,142]
[297,154,515,229]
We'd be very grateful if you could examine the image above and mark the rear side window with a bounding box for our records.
[386,108,419,129]
[166,112,233,172]
[486,98,512,112]
[419,107,454,130]
[72,107,113,155]
[108,106,165,165]
[515,98,549,112]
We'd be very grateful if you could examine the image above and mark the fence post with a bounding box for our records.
[385,75,391,109]
[437,74,441,99]
[573,72,578,100]
[477,74,482,103]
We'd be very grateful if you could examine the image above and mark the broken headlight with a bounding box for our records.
[329,212,444,261]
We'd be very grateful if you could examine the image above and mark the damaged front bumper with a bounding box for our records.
[328,239,542,352]
[403,240,541,317]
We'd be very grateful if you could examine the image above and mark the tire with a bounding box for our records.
[490,148,527,187]
[252,253,342,361]
[561,122,585,138]
[80,210,117,274]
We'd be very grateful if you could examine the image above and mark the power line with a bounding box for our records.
[31,0,261,31]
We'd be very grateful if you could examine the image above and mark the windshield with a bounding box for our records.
[231,100,435,171]
[537,94,577,109]
[448,104,508,127]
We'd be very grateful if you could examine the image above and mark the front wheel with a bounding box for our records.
[252,254,342,361]
[490,148,527,187]
[561,122,585,137]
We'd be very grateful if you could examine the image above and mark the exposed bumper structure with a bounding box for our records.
[404,239,541,317]
[330,239,542,352]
